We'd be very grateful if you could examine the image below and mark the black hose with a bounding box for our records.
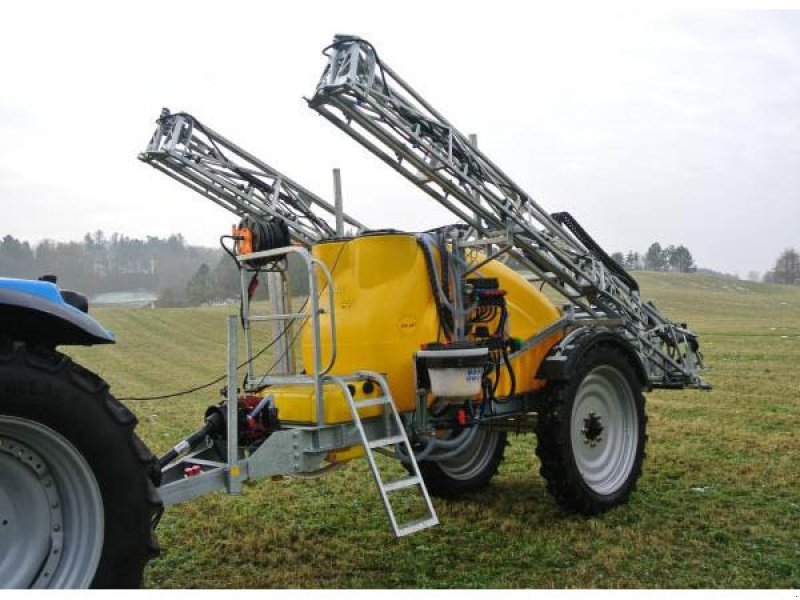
[157,411,225,468]
[502,345,516,398]
[417,236,454,339]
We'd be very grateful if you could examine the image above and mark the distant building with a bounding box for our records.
[91,290,158,308]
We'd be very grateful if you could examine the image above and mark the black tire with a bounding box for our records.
[535,343,647,515]
[417,428,507,498]
[0,341,162,588]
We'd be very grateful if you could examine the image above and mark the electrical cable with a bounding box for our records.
[120,236,295,402]
[221,234,259,331]
[501,345,516,398]
[117,330,289,402]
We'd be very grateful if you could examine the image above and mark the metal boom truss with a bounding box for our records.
[308,36,708,389]
[139,109,365,246]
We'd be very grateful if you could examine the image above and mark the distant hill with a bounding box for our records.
[524,268,800,336]
[633,270,800,335]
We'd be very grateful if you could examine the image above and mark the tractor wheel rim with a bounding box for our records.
[570,365,638,495]
[0,417,104,589]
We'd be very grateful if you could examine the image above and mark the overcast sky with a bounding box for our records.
[1,3,798,278]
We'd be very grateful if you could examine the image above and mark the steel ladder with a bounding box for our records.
[338,371,439,537]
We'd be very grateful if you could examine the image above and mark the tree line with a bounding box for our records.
[0,231,309,306]
[610,242,696,273]
[610,243,800,286]
[0,232,224,305]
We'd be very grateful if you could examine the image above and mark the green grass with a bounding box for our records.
[65,273,800,588]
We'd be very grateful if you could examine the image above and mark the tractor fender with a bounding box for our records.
[536,326,650,391]
[0,279,114,346]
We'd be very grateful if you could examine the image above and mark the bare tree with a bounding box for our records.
[770,248,800,285]
[624,251,642,271]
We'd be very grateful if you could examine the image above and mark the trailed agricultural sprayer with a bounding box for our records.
[0,35,709,588]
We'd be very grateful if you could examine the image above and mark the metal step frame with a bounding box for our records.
[334,371,438,537]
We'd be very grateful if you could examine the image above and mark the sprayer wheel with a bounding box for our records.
[416,428,507,498]
[536,344,647,515]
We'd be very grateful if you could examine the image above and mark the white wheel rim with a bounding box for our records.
[570,365,638,495]
[435,428,501,481]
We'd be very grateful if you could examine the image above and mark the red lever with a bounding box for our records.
[184,465,203,478]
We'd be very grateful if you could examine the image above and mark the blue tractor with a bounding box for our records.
[0,276,161,588]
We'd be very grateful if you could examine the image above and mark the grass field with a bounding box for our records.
[65,272,800,589]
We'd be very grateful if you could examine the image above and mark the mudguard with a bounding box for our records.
[536,326,650,390]
[0,278,114,346]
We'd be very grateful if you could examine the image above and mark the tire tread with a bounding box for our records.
[535,342,647,515]
[0,341,162,588]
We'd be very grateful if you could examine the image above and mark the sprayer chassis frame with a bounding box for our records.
[156,318,550,508]
[155,244,562,508]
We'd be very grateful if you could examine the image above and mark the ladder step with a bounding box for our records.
[354,396,390,409]
[383,475,421,493]
[341,370,439,537]
[396,516,439,537]
[367,435,405,449]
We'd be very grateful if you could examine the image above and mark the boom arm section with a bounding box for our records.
[140,109,365,246]
[308,35,708,389]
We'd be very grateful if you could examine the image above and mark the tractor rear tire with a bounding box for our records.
[417,428,507,498]
[0,341,162,588]
[535,344,647,515]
